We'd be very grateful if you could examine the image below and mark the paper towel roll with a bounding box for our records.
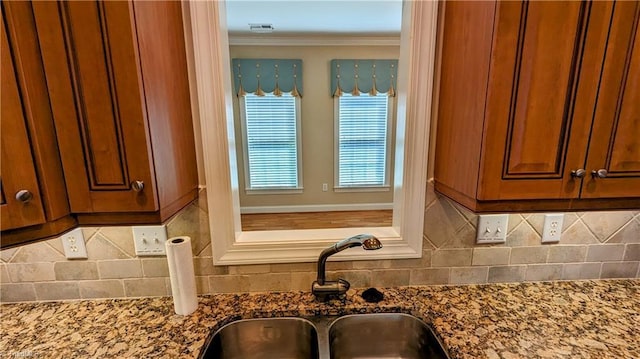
[165,236,198,315]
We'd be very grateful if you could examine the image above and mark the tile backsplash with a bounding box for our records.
[1,185,638,302]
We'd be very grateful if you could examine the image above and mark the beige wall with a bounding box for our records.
[229,45,399,209]
[1,187,638,302]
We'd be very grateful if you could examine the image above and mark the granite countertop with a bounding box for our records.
[1,279,638,358]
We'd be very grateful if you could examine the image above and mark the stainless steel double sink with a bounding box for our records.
[200,313,450,359]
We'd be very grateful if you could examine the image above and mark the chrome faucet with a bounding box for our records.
[312,234,382,300]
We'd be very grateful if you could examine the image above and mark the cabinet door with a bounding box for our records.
[479,1,598,200]
[36,1,157,213]
[0,13,46,230]
[582,1,640,199]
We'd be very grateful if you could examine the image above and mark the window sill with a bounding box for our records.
[245,187,304,195]
[215,227,421,265]
[334,186,390,193]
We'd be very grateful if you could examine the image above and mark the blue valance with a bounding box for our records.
[232,59,303,97]
[330,59,398,97]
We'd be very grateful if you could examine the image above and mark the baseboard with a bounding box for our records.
[240,203,394,214]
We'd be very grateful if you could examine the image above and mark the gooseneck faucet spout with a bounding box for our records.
[312,234,382,300]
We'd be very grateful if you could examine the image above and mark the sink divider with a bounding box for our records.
[306,315,334,359]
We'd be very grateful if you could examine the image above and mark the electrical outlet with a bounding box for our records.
[322,183,328,192]
[61,228,88,259]
[476,214,508,244]
[542,213,564,243]
[132,225,168,256]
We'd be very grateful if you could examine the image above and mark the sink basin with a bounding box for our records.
[329,313,449,359]
[200,313,448,359]
[201,317,319,359]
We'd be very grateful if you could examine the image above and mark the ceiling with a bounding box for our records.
[225,0,403,36]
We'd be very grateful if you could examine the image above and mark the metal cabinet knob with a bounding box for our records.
[570,169,586,178]
[15,189,33,203]
[591,169,608,178]
[131,180,144,192]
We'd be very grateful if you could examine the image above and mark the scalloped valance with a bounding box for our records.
[232,59,303,97]
[331,59,398,97]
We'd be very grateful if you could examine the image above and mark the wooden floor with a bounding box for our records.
[241,210,392,231]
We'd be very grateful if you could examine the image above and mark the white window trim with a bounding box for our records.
[188,0,437,265]
[333,94,394,191]
[239,94,303,193]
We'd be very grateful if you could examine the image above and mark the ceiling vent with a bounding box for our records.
[249,23,274,33]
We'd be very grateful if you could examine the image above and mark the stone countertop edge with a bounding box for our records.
[0,279,638,359]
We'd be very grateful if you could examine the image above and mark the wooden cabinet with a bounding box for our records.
[434,0,640,212]
[34,1,198,224]
[1,1,197,246]
[1,14,46,231]
[1,2,76,245]
[582,1,640,199]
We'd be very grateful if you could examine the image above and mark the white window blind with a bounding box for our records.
[337,94,389,187]
[242,93,300,189]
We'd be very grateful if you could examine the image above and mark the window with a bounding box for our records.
[336,93,391,189]
[240,93,301,191]
[192,0,435,265]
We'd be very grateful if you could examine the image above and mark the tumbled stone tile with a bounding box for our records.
[98,259,142,279]
[472,247,510,266]
[582,211,634,242]
[410,268,450,285]
[586,245,626,262]
[562,263,601,280]
[488,266,526,283]
[450,267,488,284]
[79,280,125,299]
[34,282,80,301]
[601,262,639,279]
[525,264,563,281]
[431,249,472,267]
[54,261,99,280]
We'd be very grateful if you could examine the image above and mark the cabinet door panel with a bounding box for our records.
[480,1,596,200]
[37,1,157,212]
[583,1,640,198]
[504,2,582,176]
[1,13,46,230]
[63,2,129,187]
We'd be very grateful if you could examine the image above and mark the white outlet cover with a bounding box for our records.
[476,214,508,244]
[61,228,88,259]
[132,225,168,256]
[542,213,564,243]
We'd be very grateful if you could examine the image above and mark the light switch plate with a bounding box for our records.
[132,225,168,256]
[476,214,508,244]
[61,228,88,259]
